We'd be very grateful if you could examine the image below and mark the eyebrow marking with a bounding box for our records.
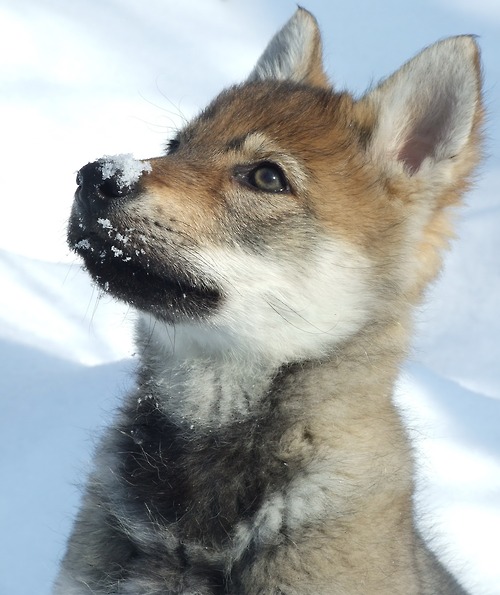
[225,134,252,152]
[225,132,275,155]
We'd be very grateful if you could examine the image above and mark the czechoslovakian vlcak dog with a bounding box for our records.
[55,8,483,594]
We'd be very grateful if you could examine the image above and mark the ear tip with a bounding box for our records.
[294,6,320,29]
[295,6,316,19]
[437,34,481,60]
[459,35,482,63]
[440,35,482,78]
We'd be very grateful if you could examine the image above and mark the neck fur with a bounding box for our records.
[134,311,411,431]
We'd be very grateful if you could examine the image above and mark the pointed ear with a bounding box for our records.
[247,8,329,88]
[355,37,483,299]
[356,36,483,182]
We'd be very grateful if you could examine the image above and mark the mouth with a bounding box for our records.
[67,213,221,322]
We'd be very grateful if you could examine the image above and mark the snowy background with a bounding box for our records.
[1,0,499,593]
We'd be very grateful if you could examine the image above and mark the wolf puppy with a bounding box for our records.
[56,8,483,595]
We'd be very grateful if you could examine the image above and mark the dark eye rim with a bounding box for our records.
[166,138,181,155]
[234,161,291,194]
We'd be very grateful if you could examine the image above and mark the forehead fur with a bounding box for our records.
[183,82,357,159]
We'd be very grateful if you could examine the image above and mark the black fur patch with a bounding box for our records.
[112,366,301,564]
[117,399,289,548]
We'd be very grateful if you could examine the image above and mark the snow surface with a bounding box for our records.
[0,1,499,594]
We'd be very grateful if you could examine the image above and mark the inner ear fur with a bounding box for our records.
[355,36,483,190]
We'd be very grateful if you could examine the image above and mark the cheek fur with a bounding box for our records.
[196,237,375,361]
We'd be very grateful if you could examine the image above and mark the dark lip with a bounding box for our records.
[67,218,221,321]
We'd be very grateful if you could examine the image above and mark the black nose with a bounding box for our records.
[76,160,134,200]
[74,159,141,218]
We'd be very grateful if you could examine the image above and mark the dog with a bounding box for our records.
[54,8,483,594]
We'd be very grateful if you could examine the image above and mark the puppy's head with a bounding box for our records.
[69,9,483,361]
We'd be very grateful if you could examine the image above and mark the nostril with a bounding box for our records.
[76,161,105,192]
[98,176,131,199]
[76,160,133,201]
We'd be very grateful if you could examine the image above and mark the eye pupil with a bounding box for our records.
[255,167,279,188]
[250,163,288,192]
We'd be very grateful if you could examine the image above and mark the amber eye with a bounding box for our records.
[247,162,289,193]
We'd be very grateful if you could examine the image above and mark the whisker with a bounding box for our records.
[266,295,340,337]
